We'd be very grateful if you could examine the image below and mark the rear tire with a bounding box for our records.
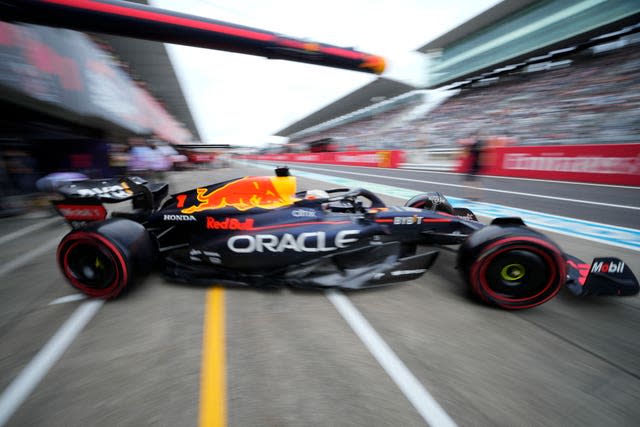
[458,225,566,309]
[57,218,154,298]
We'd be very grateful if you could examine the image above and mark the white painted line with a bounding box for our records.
[275,164,640,211]
[404,168,640,190]
[0,236,63,279]
[0,299,104,427]
[326,290,457,427]
[0,217,62,246]
[49,294,87,306]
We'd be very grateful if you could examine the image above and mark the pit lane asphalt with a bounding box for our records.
[1,165,639,426]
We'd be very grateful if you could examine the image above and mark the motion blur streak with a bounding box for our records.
[0,236,62,278]
[0,300,104,427]
[3,0,386,74]
[0,217,61,246]
[327,290,457,427]
[48,293,88,306]
[199,288,226,427]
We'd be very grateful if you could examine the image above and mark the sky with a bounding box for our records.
[151,0,502,146]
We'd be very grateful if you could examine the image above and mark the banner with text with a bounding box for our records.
[238,150,404,168]
[457,143,640,186]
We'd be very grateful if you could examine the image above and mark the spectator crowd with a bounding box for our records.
[288,38,640,151]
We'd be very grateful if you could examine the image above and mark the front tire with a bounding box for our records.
[405,192,454,214]
[458,226,566,309]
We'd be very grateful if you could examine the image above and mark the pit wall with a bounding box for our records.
[457,143,640,186]
[237,150,405,168]
[237,143,640,186]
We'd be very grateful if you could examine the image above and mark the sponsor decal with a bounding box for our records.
[182,176,294,213]
[457,213,476,220]
[190,249,222,264]
[296,155,320,161]
[76,184,132,198]
[176,194,187,208]
[377,151,392,167]
[206,217,255,230]
[335,154,378,163]
[57,204,106,221]
[292,209,317,218]
[228,230,359,253]
[503,153,640,175]
[393,216,423,225]
[591,260,625,274]
[163,214,197,221]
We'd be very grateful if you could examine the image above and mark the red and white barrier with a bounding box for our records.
[237,150,405,168]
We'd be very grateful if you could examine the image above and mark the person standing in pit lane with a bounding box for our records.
[463,130,486,201]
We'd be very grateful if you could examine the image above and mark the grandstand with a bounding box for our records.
[279,0,640,151]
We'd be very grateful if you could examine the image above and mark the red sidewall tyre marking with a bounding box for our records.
[57,231,129,299]
[469,236,566,309]
[478,245,556,302]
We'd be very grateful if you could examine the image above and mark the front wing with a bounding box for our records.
[565,255,639,297]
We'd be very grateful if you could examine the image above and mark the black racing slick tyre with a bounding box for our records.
[404,192,454,215]
[57,218,155,299]
[457,225,566,310]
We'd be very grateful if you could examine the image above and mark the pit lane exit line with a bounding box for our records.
[249,163,640,252]
[199,287,226,427]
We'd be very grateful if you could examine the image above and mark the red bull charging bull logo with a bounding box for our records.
[182,176,297,213]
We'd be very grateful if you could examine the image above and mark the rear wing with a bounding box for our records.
[52,177,168,227]
[54,176,148,202]
[565,255,639,297]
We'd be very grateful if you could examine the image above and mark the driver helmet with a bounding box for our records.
[305,189,329,200]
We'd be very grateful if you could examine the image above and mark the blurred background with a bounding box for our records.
[1,1,640,426]
[1,0,639,216]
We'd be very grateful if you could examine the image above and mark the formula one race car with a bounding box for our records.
[51,167,639,310]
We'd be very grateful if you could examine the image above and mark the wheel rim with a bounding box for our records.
[500,263,525,281]
[66,242,117,289]
[484,249,549,299]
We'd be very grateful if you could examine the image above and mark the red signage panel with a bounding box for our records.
[238,150,404,168]
[483,144,640,186]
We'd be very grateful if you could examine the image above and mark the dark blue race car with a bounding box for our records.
[52,167,638,310]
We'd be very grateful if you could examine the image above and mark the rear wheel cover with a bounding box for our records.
[57,232,129,298]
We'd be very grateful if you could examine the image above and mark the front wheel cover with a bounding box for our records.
[57,231,130,299]
[468,236,566,309]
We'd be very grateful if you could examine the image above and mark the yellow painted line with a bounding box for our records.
[199,287,226,427]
